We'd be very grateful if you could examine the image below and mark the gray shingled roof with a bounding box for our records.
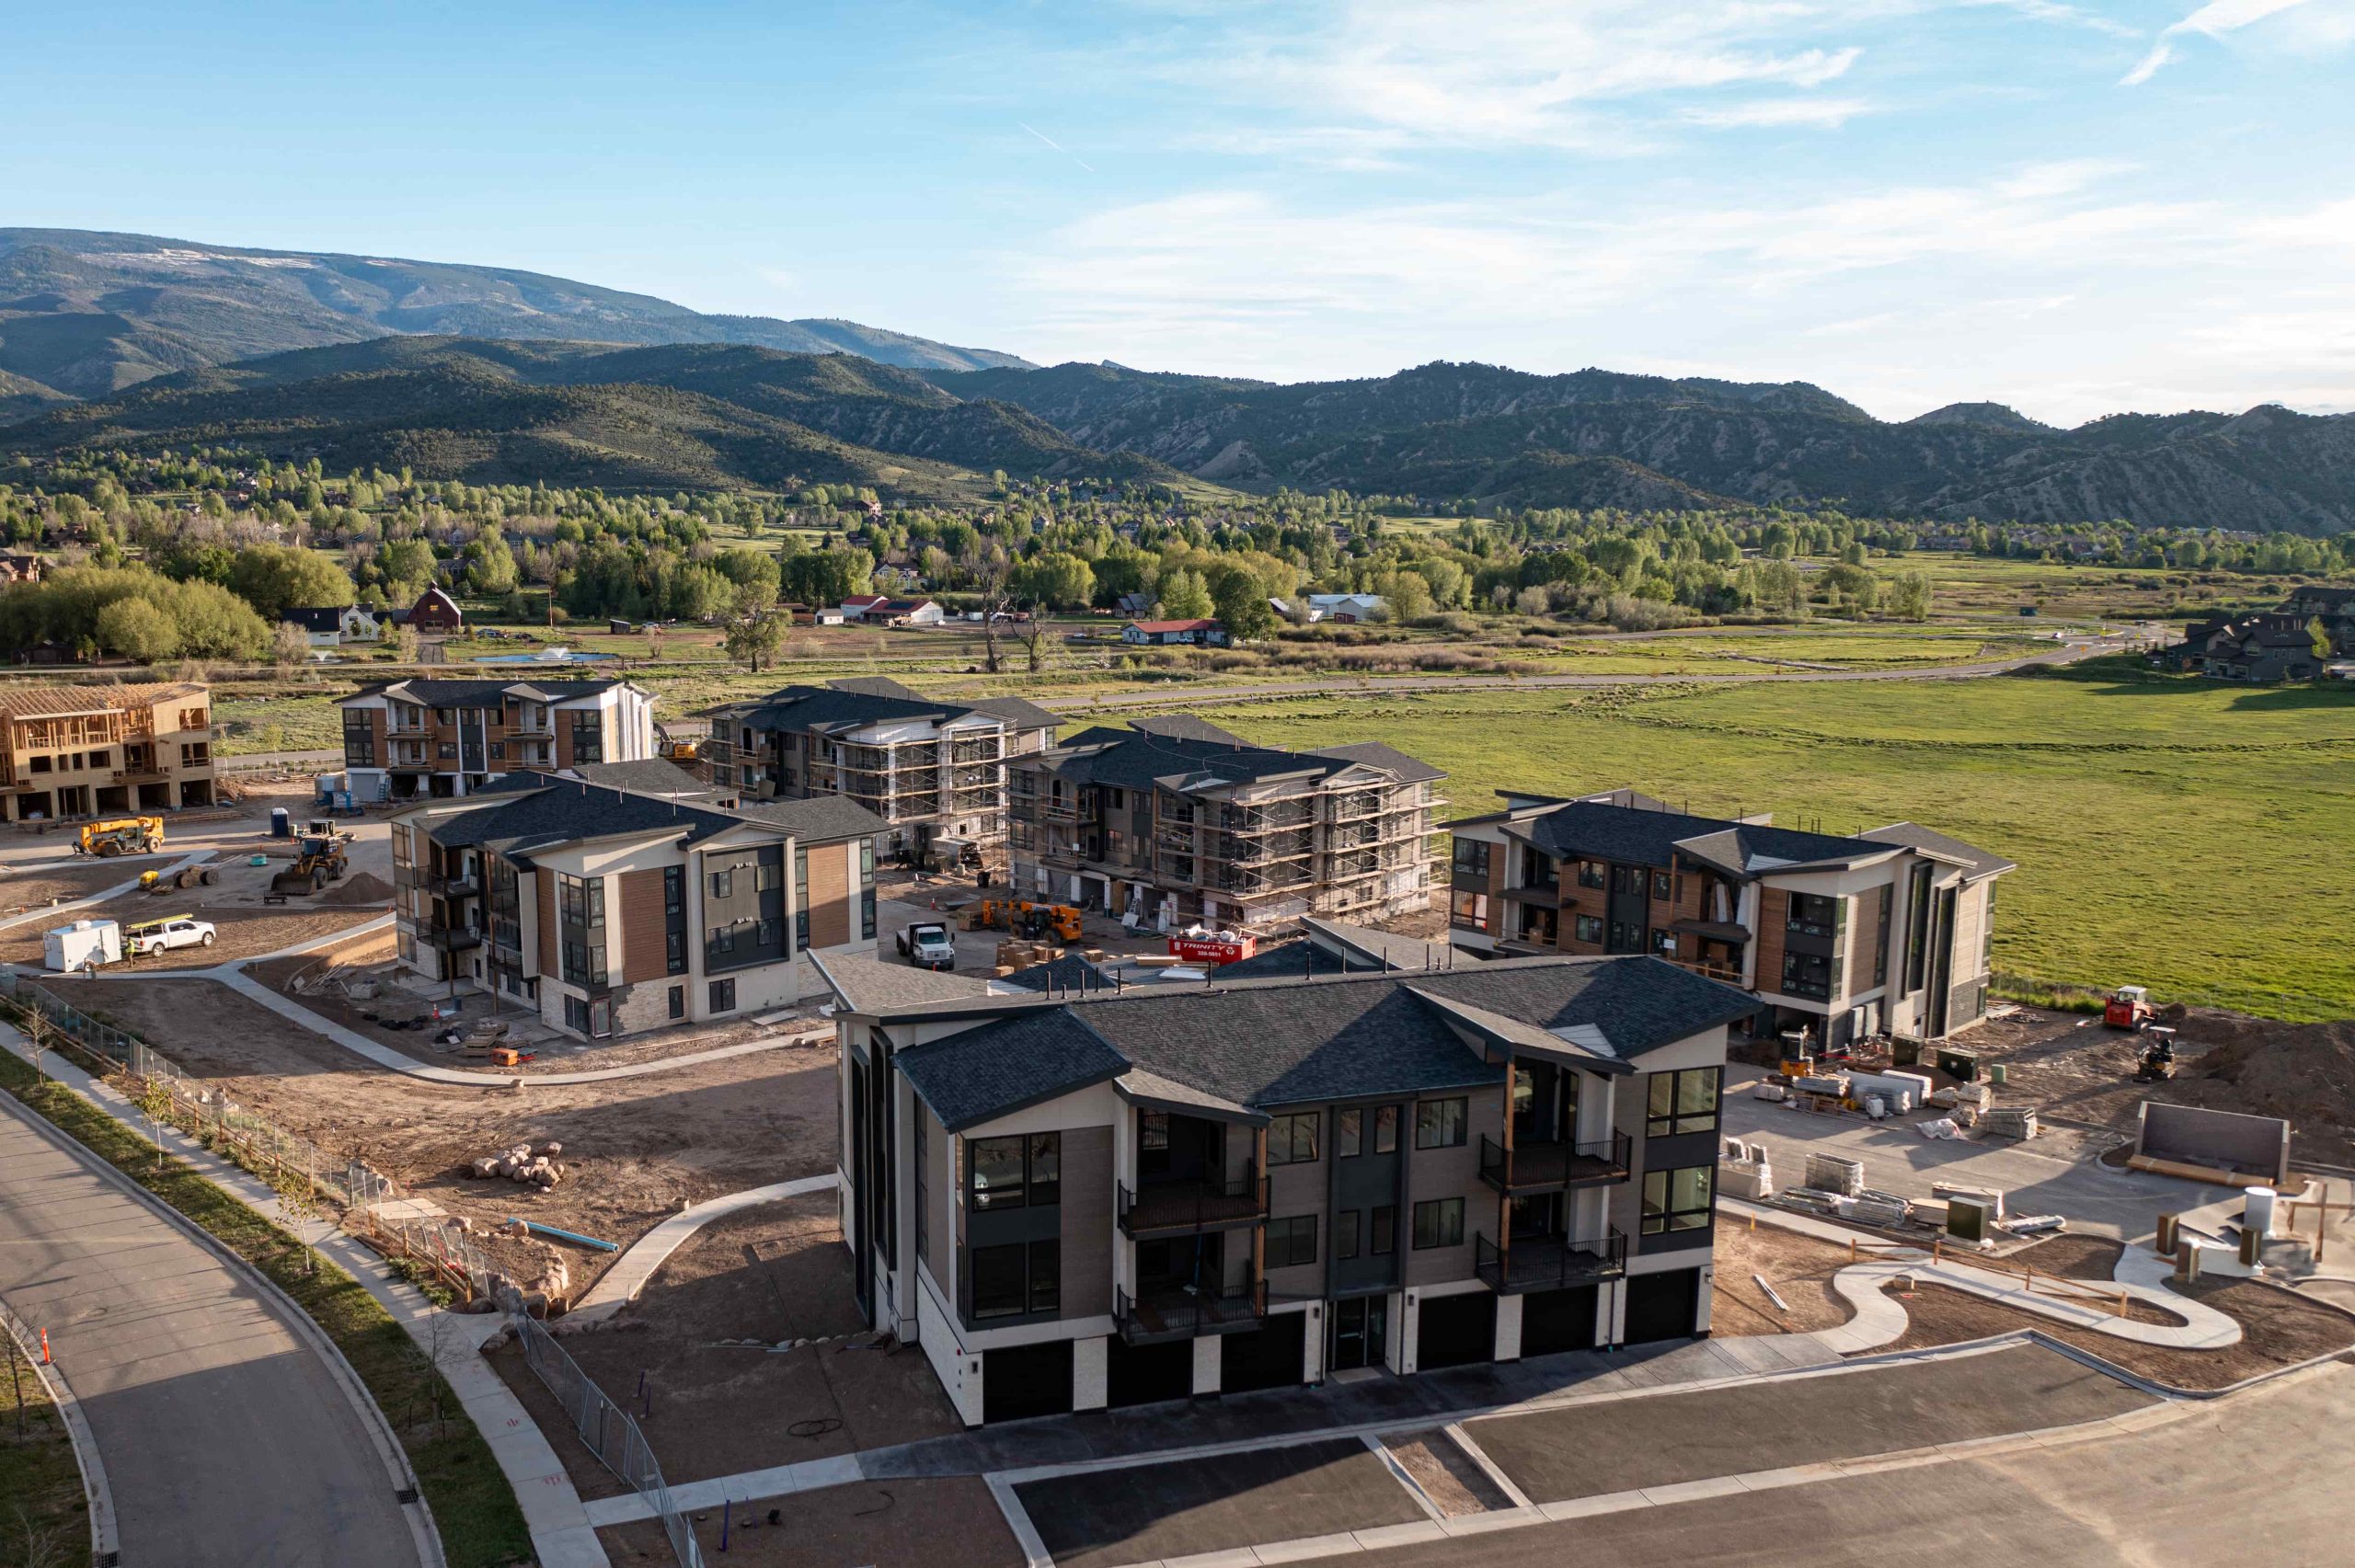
[895,1009,1128,1132]
[350,678,628,704]
[1861,822,2016,881]
[419,773,879,853]
[1507,800,1894,876]
[992,952,1111,995]
[713,679,1051,737]
[1406,957,1761,1058]
[1040,727,1431,794]
[812,952,998,1013]
[963,694,1060,732]
[735,795,890,843]
[1126,713,1251,746]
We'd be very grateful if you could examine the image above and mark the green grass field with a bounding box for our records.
[1163,664,2355,1022]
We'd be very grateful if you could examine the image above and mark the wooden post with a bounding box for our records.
[1933,1237,1942,1264]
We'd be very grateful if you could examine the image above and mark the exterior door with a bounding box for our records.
[1330,1296,1389,1371]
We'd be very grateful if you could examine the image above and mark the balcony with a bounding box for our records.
[419,921,485,951]
[1115,1278,1267,1345]
[1118,1171,1269,1238]
[427,869,478,898]
[1478,1131,1631,1195]
[1473,1230,1627,1294]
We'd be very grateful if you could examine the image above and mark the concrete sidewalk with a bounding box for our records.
[569,1172,840,1322]
[0,1021,613,1568]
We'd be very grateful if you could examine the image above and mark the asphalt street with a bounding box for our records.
[0,1097,425,1568]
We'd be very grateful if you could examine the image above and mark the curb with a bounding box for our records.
[0,1288,117,1568]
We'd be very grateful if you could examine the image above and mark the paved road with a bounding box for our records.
[0,1098,425,1568]
[1720,1066,2221,1241]
[1355,1360,2355,1568]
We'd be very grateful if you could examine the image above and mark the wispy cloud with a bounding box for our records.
[1017,120,1095,174]
[1682,97,1878,129]
[2122,0,2325,84]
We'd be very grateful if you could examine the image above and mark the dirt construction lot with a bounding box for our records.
[492,1194,963,1496]
[0,857,151,921]
[0,853,388,969]
[599,1476,1018,1568]
[55,977,842,1285]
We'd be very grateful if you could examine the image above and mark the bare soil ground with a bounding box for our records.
[1384,1428,1509,1516]
[492,1196,962,1493]
[0,853,387,968]
[598,1476,1019,1568]
[1967,1003,2355,1166]
[1707,1219,1858,1337]
[62,977,842,1282]
[1867,1264,2355,1390]
[0,857,146,921]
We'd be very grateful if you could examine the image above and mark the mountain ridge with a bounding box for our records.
[0,228,1035,401]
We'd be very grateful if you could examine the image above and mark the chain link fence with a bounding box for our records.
[0,968,493,1297]
[509,1300,705,1568]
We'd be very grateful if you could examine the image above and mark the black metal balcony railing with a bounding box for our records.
[1477,1130,1632,1195]
[419,921,485,950]
[1473,1229,1627,1294]
[1117,1171,1269,1238]
[427,869,478,898]
[1115,1278,1267,1345]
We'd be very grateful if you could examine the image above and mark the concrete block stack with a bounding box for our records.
[1804,1152,1867,1196]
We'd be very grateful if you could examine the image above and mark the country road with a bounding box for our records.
[0,1098,428,1568]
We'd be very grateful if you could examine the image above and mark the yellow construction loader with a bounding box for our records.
[77,816,164,857]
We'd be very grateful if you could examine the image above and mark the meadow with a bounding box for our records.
[1167,665,2355,1023]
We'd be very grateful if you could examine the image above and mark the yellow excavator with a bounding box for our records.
[77,817,165,857]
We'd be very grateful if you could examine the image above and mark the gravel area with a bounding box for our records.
[1384,1428,1510,1516]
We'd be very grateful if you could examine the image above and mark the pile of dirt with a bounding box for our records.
[2194,1014,2355,1136]
[323,870,395,905]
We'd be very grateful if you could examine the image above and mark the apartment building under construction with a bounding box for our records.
[1005,715,1444,930]
[0,681,217,824]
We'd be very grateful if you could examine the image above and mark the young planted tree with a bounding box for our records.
[136,1077,172,1170]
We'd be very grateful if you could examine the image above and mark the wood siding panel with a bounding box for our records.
[1753,887,1789,994]
[617,867,669,983]
[1058,1126,1114,1320]
[536,872,557,976]
[808,841,852,949]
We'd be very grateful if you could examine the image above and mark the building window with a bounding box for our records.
[1267,1112,1319,1165]
[437,742,458,760]
[1647,1069,1720,1137]
[569,712,603,765]
[1903,862,1934,992]
[1266,1215,1317,1267]
[1786,892,1842,939]
[1574,914,1603,944]
[1415,1098,1466,1149]
[1652,870,1673,899]
[668,985,684,1020]
[708,977,736,1013]
[970,1133,1060,1210]
[861,887,877,943]
[970,1240,1059,1319]
[1642,1165,1715,1234]
[1412,1197,1465,1250]
[1651,927,1678,956]
[557,873,605,986]
[1335,1209,1361,1261]
[709,868,734,900]
[913,1113,928,1265]
[1452,839,1490,878]
[1337,1107,1361,1159]
[1450,891,1489,933]
[1371,1205,1396,1255]
[713,925,737,956]
[1780,950,1834,1001]
[756,860,781,892]
[860,840,875,886]
[1577,861,1606,889]
[488,741,506,761]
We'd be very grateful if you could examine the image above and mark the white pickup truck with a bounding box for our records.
[125,916,217,957]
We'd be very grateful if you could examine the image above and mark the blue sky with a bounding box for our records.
[9,0,2352,423]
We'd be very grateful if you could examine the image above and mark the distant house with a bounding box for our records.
[2197,614,2320,682]
[402,587,465,634]
[0,554,41,586]
[785,602,846,627]
[1278,591,1386,624]
[1114,591,1153,618]
[840,593,890,622]
[1121,617,1230,647]
[285,605,380,647]
[845,597,946,627]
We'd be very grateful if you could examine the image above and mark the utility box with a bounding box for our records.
[1947,1196,1994,1243]
[1935,1047,1982,1082]
[44,918,121,972]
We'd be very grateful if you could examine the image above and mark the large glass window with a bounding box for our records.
[1266,1215,1317,1267]
[970,1132,1061,1210]
[1780,950,1834,1001]
[1642,1166,1715,1234]
[1267,1113,1319,1165]
[1647,1069,1720,1137]
[1415,1098,1466,1150]
[1452,839,1490,877]
[1450,890,1489,933]
[971,1240,1059,1318]
[1411,1197,1465,1250]
[1336,1107,1361,1159]
[1787,892,1842,938]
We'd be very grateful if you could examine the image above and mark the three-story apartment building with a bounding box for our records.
[700,679,1056,864]
[820,919,1754,1425]
[0,682,216,823]
[337,678,659,803]
[1005,715,1444,930]
[387,770,883,1038]
[1446,790,2013,1047]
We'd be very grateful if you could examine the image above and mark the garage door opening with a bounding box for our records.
[1222,1311,1307,1394]
[1415,1292,1495,1371]
[1107,1337,1194,1409]
[984,1340,1075,1423]
[1623,1267,1703,1345]
[1519,1284,1597,1358]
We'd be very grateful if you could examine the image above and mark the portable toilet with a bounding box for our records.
[270,807,292,838]
[45,918,121,972]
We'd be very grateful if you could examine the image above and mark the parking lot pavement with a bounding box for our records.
[1462,1342,2151,1505]
[1012,1437,1429,1568]
[1720,1068,2220,1241]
